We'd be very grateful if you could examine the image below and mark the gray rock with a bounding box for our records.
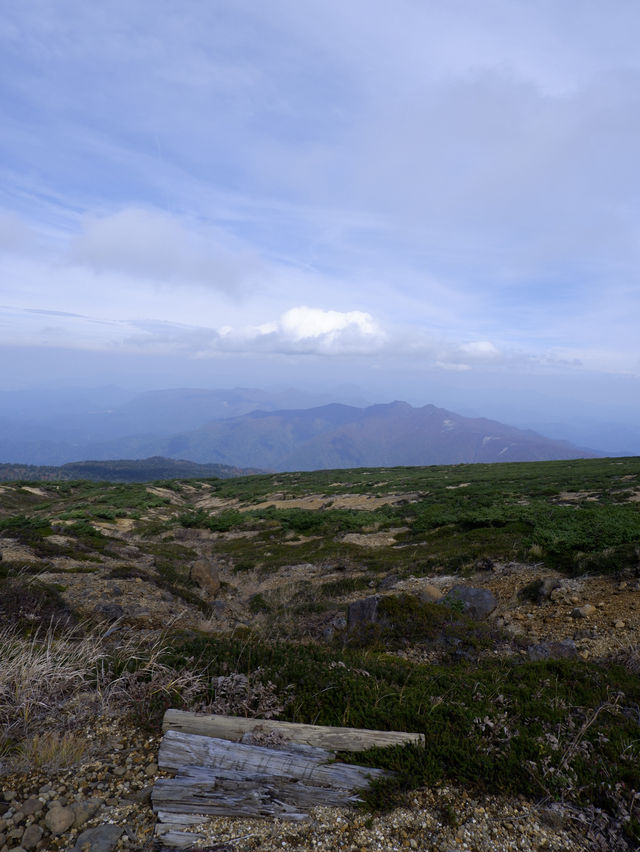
[71,799,102,829]
[18,797,43,817]
[191,560,221,598]
[70,824,124,852]
[378,574,399,590]
[209,600,227,618]
[347,595,380,629]
[21,823,43,850]
[537,577,561,601]
[527,640,578,661]
[572,604,596,618]
[131,785,153,804]
[332,614,347,630]
[443,586,497,619]
[94,603,124,621]
[45,804,75,835]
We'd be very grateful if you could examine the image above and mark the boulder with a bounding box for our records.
[70,824,124,852]
[527,640,578,661]
[443,586,497,619]
[191,560,221,598]
[347,596,380,629]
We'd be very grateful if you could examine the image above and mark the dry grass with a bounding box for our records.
[10,730,91,771]
[609,637,640,675]
[0,621,105,738]
[99,629,209,727]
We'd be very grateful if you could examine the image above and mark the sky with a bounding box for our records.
[1,1,640,438]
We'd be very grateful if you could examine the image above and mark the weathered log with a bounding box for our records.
[163,709,425,751]
[152,764,363,817]
[158,730,388,789]
[154,824,206,849]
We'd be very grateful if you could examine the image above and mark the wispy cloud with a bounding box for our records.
[1,0,640,398]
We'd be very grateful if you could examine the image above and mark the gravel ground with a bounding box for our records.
[2,714,633,852]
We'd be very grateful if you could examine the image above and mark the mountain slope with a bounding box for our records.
[128,400,595,470]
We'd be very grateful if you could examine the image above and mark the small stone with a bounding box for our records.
[614,620,626,629]
[45,805,75,835]
[144,762,158,777]
[3,793,16,803]
[71,800,102,829]
[572,604,595,618]
[18,798,43,817]
[21,824,43,850]
[70,823,124,852]
[131,786,153,804]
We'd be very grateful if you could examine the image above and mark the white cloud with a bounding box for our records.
[0,211,36,253]
[69,208,259,292]
[458,341,501,359]
[277,306,379,341]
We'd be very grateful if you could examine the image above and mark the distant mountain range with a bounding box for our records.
[0,457,260,483]
[0,390,596,471]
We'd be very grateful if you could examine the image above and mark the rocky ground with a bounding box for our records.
[1,476,639,851]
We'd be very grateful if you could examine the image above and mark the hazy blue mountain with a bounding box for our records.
[0,386,369,464]
[49,400,597,471]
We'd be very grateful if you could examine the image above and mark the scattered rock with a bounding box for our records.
[191,560,221,598]
[347,595,380,629]
[527,640,578,661]
[443,586,497,619]
[537,577,562,602]
[572,604,596,619]
[20,823,43,850]
[71,798,103,828]
[94,602,125,621]
[45,804,75,835]
[70,823,124,852]
[18,797,43,817]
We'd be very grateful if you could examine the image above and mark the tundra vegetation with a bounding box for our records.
[0,456,639,844]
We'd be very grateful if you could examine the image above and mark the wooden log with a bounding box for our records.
[154,824,206,849]
[163,709,425,751]
[152,764,363,816]
[158,730,388,790]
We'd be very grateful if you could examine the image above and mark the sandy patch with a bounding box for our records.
[146,486,185,505]
[94,518,136,534]
[248,493,420,512]
[341,528,408,548]
[194,496,239,510]
[0,541,37,561]
[554,491,600,503]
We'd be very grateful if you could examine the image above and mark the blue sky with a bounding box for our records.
[1,1,640,436]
